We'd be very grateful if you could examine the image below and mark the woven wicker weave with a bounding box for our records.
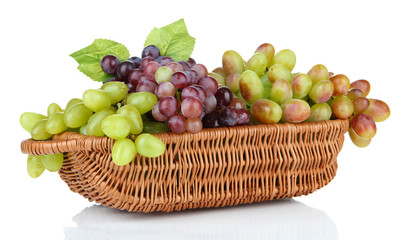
[21,119,349,212]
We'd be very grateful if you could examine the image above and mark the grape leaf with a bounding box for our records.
[70,39,130,82]
[144,19,195,62]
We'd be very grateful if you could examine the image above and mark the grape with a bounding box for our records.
[143,61,161,81]
[20,112,47,132]
[281,99,311,123]
[106,76,122,83]
[27,155,45,178]
[246,52,267,76]
[181,97,203,119]
[212,67,227,79]
[142,45,160,59]
[330,74,350,96]
[45,112,67,134]
[140,56,155,70]
[192,85,208,102]
[214,86,233,108]
[186,118,203,133]
[353,97,370,114]
[31,119,52,140]
[347,88,364,100]
[82,89,111,112]
[208,72,225,86]
[236,109,250,125]
[142,121,170,133]
[80,125,88,135]
[135,80,157,93]
[203,95,217,114]
[228,97,246,110]
[251,99,282,124]
[348,127,371,148]
[116,105,143,135]
[112,139,137,166]
[239,70,265,105]
[226,73,241,93]
[203,111,221,128]
[101,81,128,104]
[181,86,200,100]
[116,61,136,81]
[171,71,190,89]
[307,64,329,84]
[307,103,332,122]
[267,64,293,83]
[125,92,157,114]
[152,102,168,122]
[255,43,275,68]
[64,102,93,128]
[47,103,62,117]
[222,50,245,75]
[65,98,82,111]
[330,95,354,119]
[127,69,143,87]
[157,56,174,66]
[177,61,191,71]
[197,76,218,97]
[191,63,208,81]
[155,81,176,99]
[271,49,296,71]
[291,73,312,99]
[166,62,184,72]
[40,153,64,172]
[185,70,199,84]
[218,107,238,126]
[187,57,196,67]
[155,66,174,84]
[135,133,166,158]
[350,113,377,139]
[168,114,187,133]
[159,96,179,118]
[270,79,293,105]
[350,79,371,97]
[101,55,120,75]
[101,114,131,140]
[86,109,115,136]
[364,99,390,122]
[308,79,334,104]
[128,56,141,68]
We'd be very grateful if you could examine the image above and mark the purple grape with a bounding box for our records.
[192,85,207,102]
[202,111,221,128]
[203,95,217,114]
[157,56,174,66]
[105,76,122,83]
[214,86,233,108]
[181,97,203,119]
[218,107,238,126]
[155,81,176,99]
[135,80,157,93]
[140,56,155,69]
[142,45,160,59]
[236,109,250,125]
[128,56,141,68]
[186,118,203,134]
[152,102,168,122]
[101,55,120,75]
[168,114,186,133]
[127,69,143,87]
[171,71,190,89]
[185,70,199,84]
[159,96,179,118]
[191,63,208,81]
[177,60,191,71]
[181,86,200,100]
[187,57,196,67]
[143,61,161,82]
[166,62,184,72]
[116,61,136,81]
[198,76,218,97]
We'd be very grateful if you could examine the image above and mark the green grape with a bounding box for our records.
[31,119,53,140]
[64,102,93,128]
[125,92,158,114]
[363,99,390,122]
[307,103,332,122]
[292,73,312,99]
[239,70,265,105]
[47,103,62,117]
[212,67,227,79]
[255,43,275,68]
[308,80,334,104]
[101,114,131,140]
[349,127,371,148]
[260,72,272,88]
[65,98,82,111]
[116,105,143,135]
[271,49,296,71]
[347,88,364,100]
[20,112,47,132]
[250,99,282,124]
[226,73,241,93]
[267,64,293,84]
[82,89,112,112]
[100,82,129,104]
[222,50,245,76]
[281,99,311,123]
[112,139,137,166]
[270,79,293,105]
[307,64,329,84]
[135,133,166,158]
[330,74,350,96]
[331,95,354,119]
[155,66,174,84]
[246,52,267,76]
[40,153,64,172]
[208,72,225,86]
[142,121,170,133]
[27,155,45,178]
[80,125,88,135]
[45,112,68,134]
[86,109,115,136]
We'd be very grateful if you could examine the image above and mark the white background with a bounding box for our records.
[1,0,403,239]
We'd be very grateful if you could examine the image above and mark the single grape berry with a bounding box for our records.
[101,55,120,75]
[116,61,136,81]
[215,86,233,108]
[142,45,160,59]
[128,56,142,68]
[202,111,221,128]
[218,107,238,126]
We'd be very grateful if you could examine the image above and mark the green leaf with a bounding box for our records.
[144,19,195,62]
[70,39,130,82]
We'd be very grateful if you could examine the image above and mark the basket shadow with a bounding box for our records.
[65,199,338,240]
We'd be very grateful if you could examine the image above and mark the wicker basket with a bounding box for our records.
[21,119,349,213]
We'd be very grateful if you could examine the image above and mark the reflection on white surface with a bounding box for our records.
[64,199,337,240]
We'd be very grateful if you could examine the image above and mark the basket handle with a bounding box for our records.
[21,132,84,155]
